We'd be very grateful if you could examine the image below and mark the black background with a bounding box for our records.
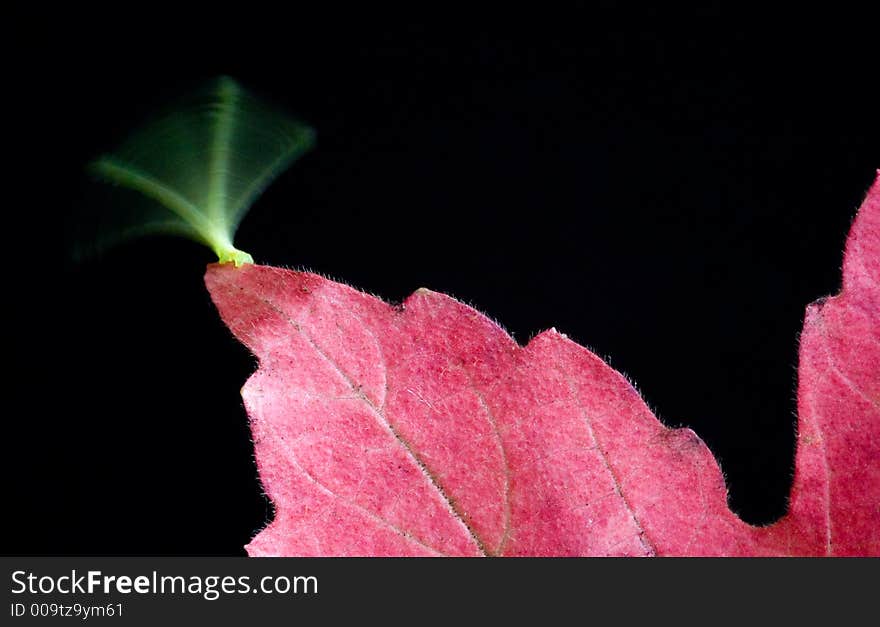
[6,5,878,554]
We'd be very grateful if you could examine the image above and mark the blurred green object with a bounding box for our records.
[87,76,314,266]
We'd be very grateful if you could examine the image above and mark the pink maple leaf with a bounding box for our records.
[205,173,879,556]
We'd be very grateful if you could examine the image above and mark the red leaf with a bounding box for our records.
[205,173,880,556]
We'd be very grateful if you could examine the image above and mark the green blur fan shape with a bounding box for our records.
[87,76,314,266]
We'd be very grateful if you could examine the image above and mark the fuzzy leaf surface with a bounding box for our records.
[206,174,879,556]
